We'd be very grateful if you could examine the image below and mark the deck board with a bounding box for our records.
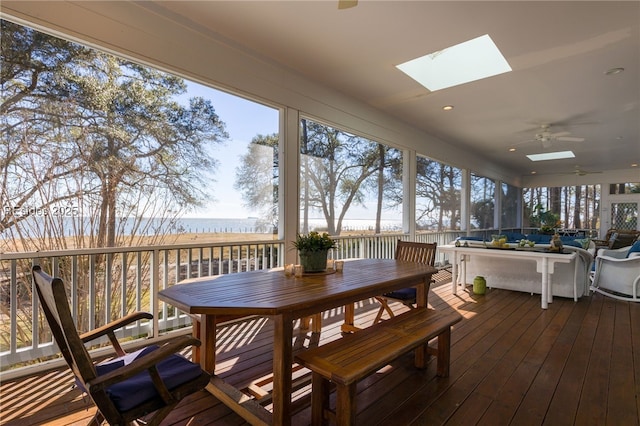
[2,271,639,426]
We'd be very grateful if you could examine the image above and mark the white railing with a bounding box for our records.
[0,240,284,374]
[3,228,591,377]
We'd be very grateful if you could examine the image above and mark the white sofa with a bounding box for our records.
[457,242,595,300]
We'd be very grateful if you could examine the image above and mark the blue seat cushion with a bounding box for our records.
[383,287,416,301]
[526,234,552,244]
[95,345,204,412]
[627,240,640,258]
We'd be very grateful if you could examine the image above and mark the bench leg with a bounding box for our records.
[414,342,428,369]
[436,327,452,377]
[311,372,329,426]
[336,383,357,426]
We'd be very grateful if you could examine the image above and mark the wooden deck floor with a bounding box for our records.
[2,271,640,426]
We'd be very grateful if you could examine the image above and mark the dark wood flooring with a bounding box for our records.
[2,271,639,425]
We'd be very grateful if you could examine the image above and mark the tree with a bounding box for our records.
[1,20,228,251]
[234,133,279,226]
[470,174,495,229]
[236,119,401,236]
[298,120,394,235]
[1,20,97,247]
[414,158,461,231]
[1,20,228,333]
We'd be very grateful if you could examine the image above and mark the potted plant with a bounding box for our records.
[293,231,336,273]
[530,204,561,234]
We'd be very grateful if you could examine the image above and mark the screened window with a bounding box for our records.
[416,156,462,231]
[470,174,495,229]
[501,182,519,229]
[299,118,402,235]
[609,183,640,194]
[523,186,600,231]
[1,21,279,251]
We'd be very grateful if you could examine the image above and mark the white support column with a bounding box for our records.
[494,179,502,230]
[517,186,524,229]
[403,149,416,238]
[460,169,470,233]
[280,107,300,265]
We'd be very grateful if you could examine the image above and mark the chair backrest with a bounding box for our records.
[394,240,437,266]
[32,266,98,387]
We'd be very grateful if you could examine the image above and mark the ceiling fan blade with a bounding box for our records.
[510,138,536,147]
[338,0,358,9]
[557,136,585,142]
[550,131,571,137]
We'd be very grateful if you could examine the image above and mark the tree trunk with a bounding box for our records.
[573,186,582,229]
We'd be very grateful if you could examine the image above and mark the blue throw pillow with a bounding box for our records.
[627,240,640,258]
[573,238,591,250]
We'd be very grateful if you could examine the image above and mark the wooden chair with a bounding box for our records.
[32,265,210,426]
[594,229,640,250]
[372,240,437,324]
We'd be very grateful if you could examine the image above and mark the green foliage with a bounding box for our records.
[530,204,561,232]
[292,231,336,252]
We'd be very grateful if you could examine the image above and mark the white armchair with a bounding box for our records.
[590,245,640,301]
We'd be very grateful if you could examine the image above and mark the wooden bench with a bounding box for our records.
[294,308,462,425]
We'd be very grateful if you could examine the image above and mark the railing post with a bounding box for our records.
[11,259,19,356]
[151,249,160,339]
[89,254,96,330]
[105,253,112,327]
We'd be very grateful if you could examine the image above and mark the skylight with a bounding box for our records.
[396,34,512,91]
[526,151,576,162]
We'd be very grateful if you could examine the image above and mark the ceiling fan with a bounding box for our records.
[517,124,586,148]
[560,166,602,176]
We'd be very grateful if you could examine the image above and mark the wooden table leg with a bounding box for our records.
[415,277,429,367]
[540,257,549,309]
[272,314,294,426]
[200,314,217,374]
[451,252,459,295]
[191,316,201,364]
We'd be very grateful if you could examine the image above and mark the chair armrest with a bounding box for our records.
[597,246,630,259]
[80,311,154,344]
[596,255,640,263]
[87,335,202,390]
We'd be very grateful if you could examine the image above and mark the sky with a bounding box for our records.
[180,82,279,218]
[178,81,402,222]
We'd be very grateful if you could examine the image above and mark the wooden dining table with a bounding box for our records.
[158,258,437,426]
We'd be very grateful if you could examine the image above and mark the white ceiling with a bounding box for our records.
[2,1,639,183]
[152,0,639,180]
